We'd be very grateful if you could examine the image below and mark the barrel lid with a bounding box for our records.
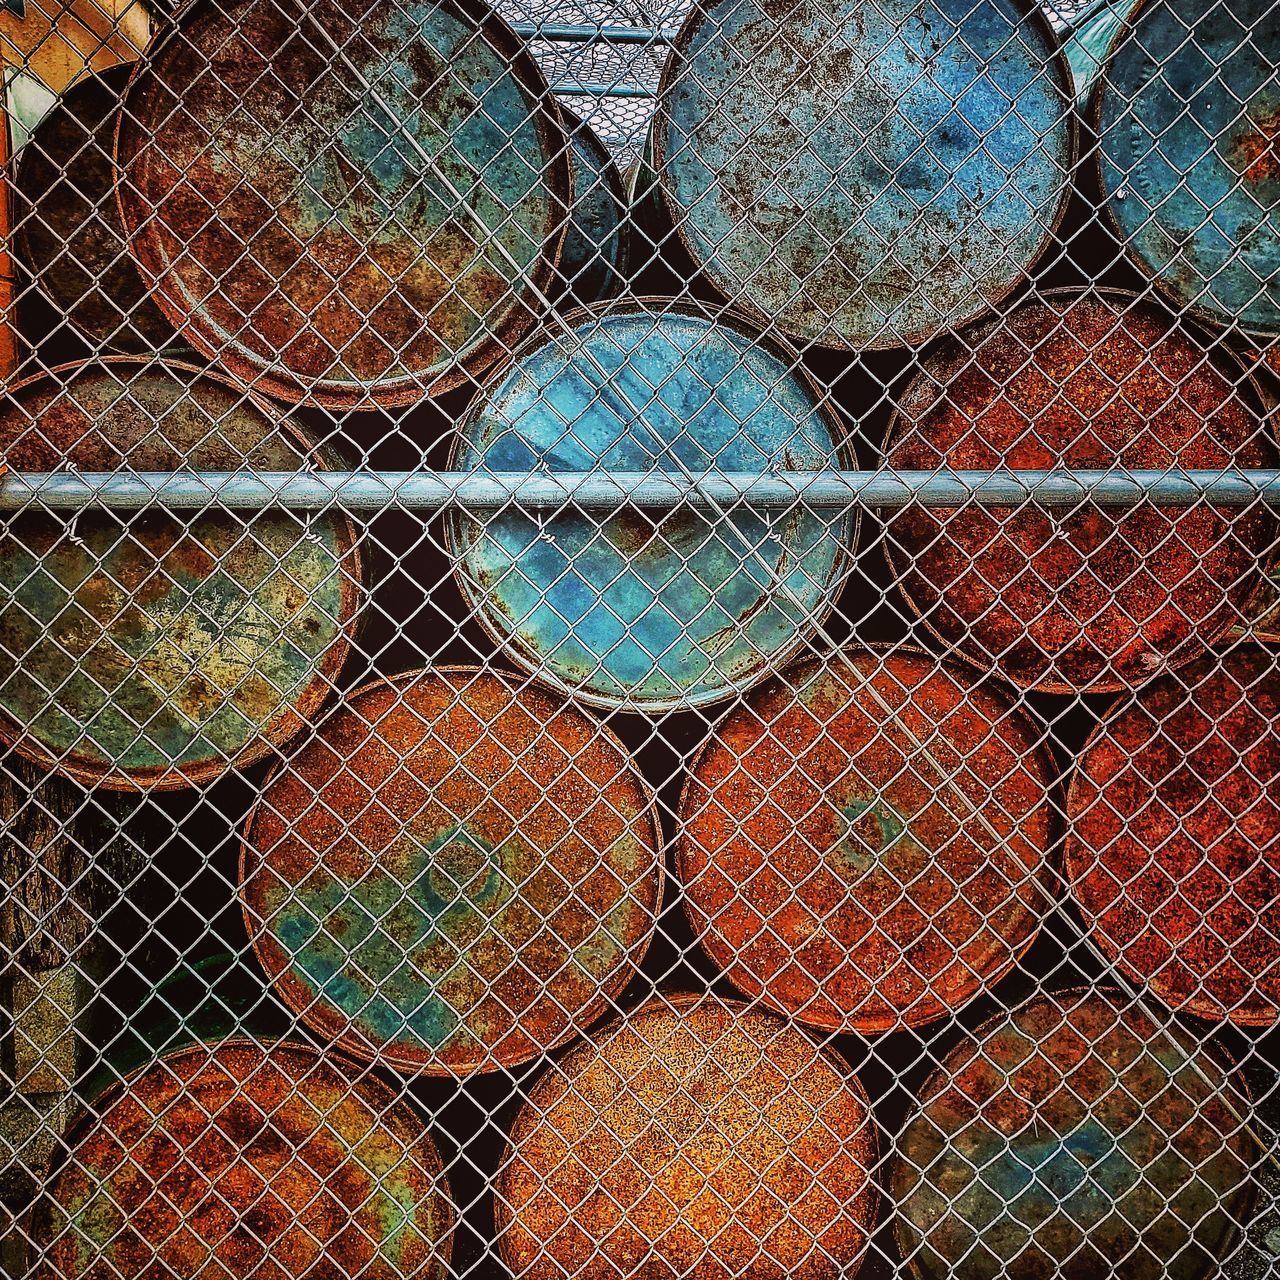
[654,0,1074,350]
[1093,0,1280,338]
[677,646,1058,1034]
[240,666,663,1075]
[495,993,878,1280]
[446,300,856,711]
[1066,643,1280,1025]
[30,1037,454,1280]
[892,987,1256,1280]
[554,107,628,306]
[885,288,1275,694]
[14,63,174,354]
[116,0,570,408]
[0,359,362,790]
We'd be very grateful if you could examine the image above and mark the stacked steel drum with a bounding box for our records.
[0,0,1278,1277]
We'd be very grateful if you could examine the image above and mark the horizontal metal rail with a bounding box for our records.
[3,469,1280,512]
[512,22,678,42]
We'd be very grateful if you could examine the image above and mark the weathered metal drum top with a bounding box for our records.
[555,108,627,305]
[1095,0,1280,337]
[116,0,570,408]
[677,649,1057,1034]
[654,0,1074,350]
[15,64,173,354]
[496,995,878,1280]
[29,1038,455,1279]
[0,360,362,790]
[893,988,1256,1280]
[1066,645,1280,1025]
[240,668,663,1075]
[885,290,1273,694]
[447,303,855,711]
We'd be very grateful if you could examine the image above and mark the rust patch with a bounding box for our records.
[495,995,878,1280]
[677,648,1057,1034]
[1066,643,1280,1024]
[1229,107,1280,185]
[29,1038,455,1279]
[885,289,1274,693]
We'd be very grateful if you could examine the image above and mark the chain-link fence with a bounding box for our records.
[0,0,1278,1275]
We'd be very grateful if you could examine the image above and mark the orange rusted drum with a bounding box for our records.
[885,290,1274,693]
[29,1038,455,1279]
[496,995,878,1280]
[892,988,1256,1280]
[677,648,1057,1033]
[241,668,663,1076]
[1066,644,1280,1025]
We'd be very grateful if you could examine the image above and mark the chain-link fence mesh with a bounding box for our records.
[0,0,1278,1275]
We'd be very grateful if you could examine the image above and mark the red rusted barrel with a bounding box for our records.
[892,988,1256,1280]
[116,0,570,408]
[884,289,1274,693]
[241,667,663,1075]
[1066,644,1280,1024]
[496,995,878,1280]
[28,1038,455,1279]
[677,647,1057,1033]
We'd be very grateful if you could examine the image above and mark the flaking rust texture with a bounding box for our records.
[886,290,1274,693]
[30,1039,455,1279]
[117,0,569,408]
[0,360,361,790]
[241,668,663,1075]
[1066,644,1280,1024]
[893,989,1257,1280]
[677,648,1057,1034]
[496,995,878,1280]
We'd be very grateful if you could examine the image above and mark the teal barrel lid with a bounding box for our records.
[892,988,1258,1280]
[116,0,571,409]
[445,302,856,712]
[553,107,628,305]
[654,0,1074,350]
[240,667,664,1076]
[28,1037,455,1280]
[0,359,363,791]
[1094,0,1280,337]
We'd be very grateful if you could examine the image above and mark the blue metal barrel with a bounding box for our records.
[446,302,856,711]
[654,0,1075,350]
[1094,0,1280,337]
[554,108,628,304]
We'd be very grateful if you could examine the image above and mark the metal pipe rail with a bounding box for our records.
[3,469,1280,512]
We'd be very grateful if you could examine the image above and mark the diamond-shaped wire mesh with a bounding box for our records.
[0,0,1278,1276]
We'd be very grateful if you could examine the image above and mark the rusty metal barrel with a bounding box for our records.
[116,0,570,408]
[0,359,363,790]
[677,648,1057,1034]
[14,64,173,354]
[1094,0,1279,339]
[654,0,1074,349]
[884,289,1274,693]
[27,1038,456,1279]
[240,667,663,1076]
[446,301,855,711]
[496,995,878,1280]
[554,108,627,305]
[892,988,1257,1280]
[1066,643,1280,1025]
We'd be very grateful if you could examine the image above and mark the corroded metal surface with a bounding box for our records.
[1095,0,1280,337]
[893,988,1257,1280]
[29,1038,455,1279]
[240,667,663,1075]
[117,0,570,408]
[885,290,1273,693]
[0,360,362,790]
[677,648,1057,1034]
[496,995,878,1280]
[15,65,173,354]
[555,108,627,303]
[447,302,855,711]
[1066,644,1280,1025]
[655,0,1073,349]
